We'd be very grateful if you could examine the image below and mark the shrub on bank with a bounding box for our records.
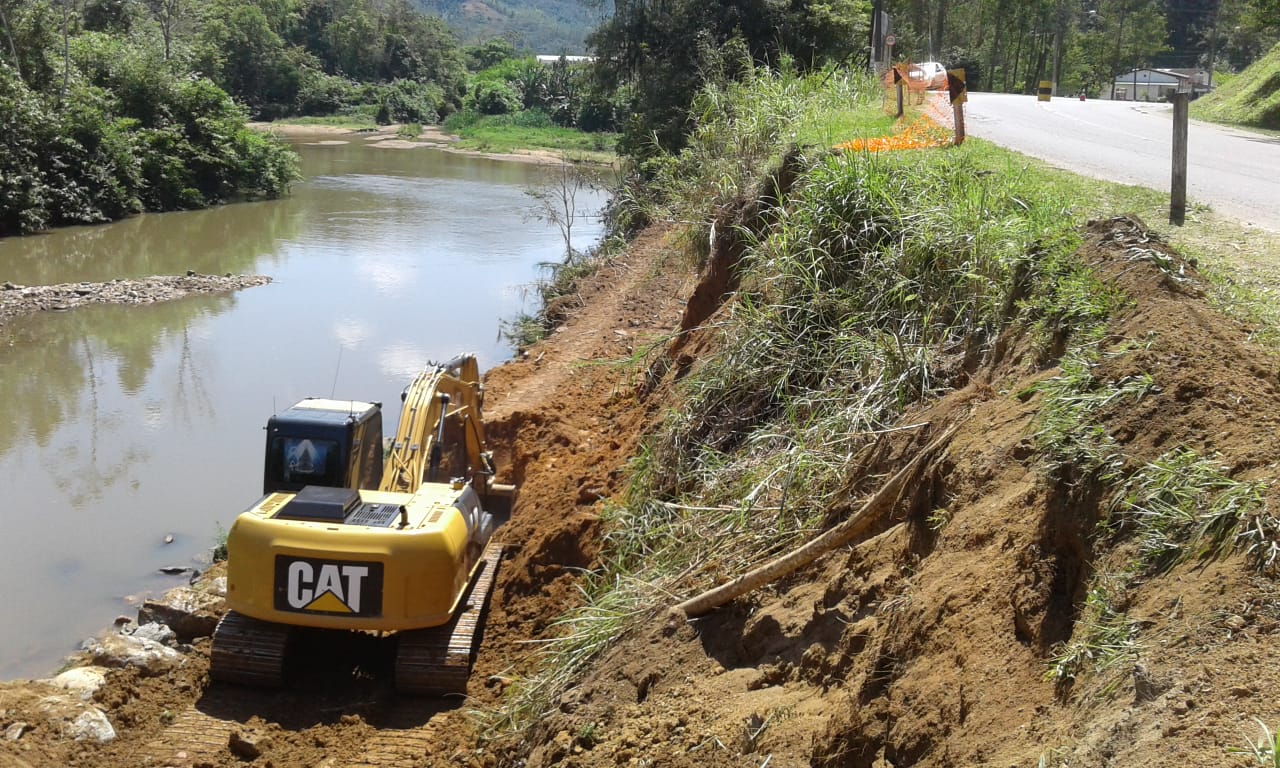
[0,58,297,236]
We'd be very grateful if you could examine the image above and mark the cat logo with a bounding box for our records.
[273,556,384,617]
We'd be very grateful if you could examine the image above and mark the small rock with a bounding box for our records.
[1224,614,1248,632]
[186,269,196,277]
[210,577,228,597]
[138,586,223,641]
[84,632,181,675]
[67,708,116,743]
[229,729,271,760]
[49,667,109,700]
[132,621,178,647]
[1230,685,1253,698]
[577,486,605,504]
[4,722,28,741]
[113,615,134,627]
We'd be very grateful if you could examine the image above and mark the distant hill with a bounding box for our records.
[1191,41,1280,130]
[413,0,612,55]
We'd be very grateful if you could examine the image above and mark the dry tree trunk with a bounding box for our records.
[674,420,962,619]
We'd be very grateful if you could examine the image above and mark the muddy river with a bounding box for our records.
[0,135,606,679]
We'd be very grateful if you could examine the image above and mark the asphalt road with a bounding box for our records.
[963,92,1280,231]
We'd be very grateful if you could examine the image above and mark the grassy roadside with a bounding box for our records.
[1192,40,1280,130]
[479,60,1280,738]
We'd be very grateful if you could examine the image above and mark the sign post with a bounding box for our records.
[948,68,968,145]
[1170,89,1189,225]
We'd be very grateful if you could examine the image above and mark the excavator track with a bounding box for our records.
[395,540,503,696]
[209,610,292,687]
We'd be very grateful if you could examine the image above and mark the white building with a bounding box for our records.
[1110,68,1212,101]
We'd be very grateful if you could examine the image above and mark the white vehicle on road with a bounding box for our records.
[909,61,948,90]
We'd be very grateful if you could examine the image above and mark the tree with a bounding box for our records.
[143,0,183,60]
[589,0,868,158]
[526,160,603,259]
[197,2,300,116]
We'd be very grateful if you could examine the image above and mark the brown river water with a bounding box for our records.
[0,135,606,679]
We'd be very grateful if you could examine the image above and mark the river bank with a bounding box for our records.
[252,122,588,165]
[0,221,687,768]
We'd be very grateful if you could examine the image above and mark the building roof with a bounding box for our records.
[535,55,595,65]
[1114,68,1187,84]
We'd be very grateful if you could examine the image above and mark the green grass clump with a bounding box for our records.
[1045,580,1139,691]
[1229,719,1280,767]
[1112,448,1267,572]
[1029,349,1155,478]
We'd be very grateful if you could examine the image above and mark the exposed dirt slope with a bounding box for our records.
[4,215,1280,768]
[484,216,1280,768]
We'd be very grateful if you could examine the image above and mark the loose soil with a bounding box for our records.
[3,215,1280,768]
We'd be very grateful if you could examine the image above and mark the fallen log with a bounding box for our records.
[673,420,962,619]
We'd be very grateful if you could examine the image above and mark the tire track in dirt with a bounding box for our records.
[142,692,244,765]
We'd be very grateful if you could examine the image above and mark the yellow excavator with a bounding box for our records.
[209,354,515,695]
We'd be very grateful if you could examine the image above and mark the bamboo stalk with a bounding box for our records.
[673,421,962,618]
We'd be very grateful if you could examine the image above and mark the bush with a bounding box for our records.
[468,80,522,115]
[294,68,361,116]
[0,50,297,235]
[373,79,446,124]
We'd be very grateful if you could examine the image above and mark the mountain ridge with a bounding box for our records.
[413,0,612,54]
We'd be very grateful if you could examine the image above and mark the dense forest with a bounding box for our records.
[0,0,593,235]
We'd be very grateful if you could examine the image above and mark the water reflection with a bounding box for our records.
[0,200,303,286]
[0,139,606,678]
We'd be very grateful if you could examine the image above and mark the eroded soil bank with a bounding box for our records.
[3,215,1280,768]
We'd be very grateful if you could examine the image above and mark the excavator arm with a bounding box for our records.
[379,354,509,503]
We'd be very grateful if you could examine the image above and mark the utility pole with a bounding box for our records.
[870,0,882,73]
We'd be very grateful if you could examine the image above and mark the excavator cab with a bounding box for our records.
[262,399,384,494]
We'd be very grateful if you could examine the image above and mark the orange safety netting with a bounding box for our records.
[833,115,952,153]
